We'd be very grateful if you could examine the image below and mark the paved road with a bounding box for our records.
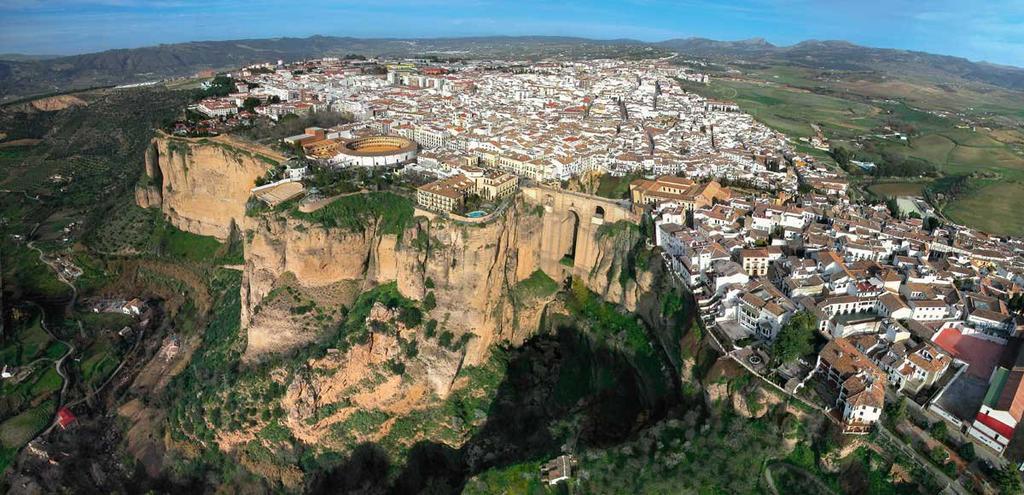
[27,240,80,436]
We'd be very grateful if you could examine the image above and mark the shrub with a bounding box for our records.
[291,192,414,238]
[404,340,419,359]
[958,442,976,462]
[928,446,948,465]
[398,306,423,328]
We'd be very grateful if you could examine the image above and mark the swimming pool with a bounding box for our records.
[466,210,487,218]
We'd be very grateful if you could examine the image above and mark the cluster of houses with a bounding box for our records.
[176,53,1024,467]
[649,171,1024,461]
[209,56,809,193]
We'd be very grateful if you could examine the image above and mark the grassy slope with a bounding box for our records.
[943,181,1024,237]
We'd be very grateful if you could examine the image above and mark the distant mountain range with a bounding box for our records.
[657,38,1024,89]
[2,35,1023,102]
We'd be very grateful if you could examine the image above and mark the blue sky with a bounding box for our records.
[1,0,1022,67]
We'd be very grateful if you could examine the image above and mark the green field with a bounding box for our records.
[513,270,559,301]
[28,367,62,396]
[0,399,55,470]
[0,309,64,455]
[0,314,51,366]
[1,241,73,299]
[689,79,882,139]
[595,171,642,199]
[943,181,1024,238]
[681,66,1024,236]
[80,350,118,387]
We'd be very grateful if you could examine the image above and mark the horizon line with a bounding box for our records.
[3,33,1020,71]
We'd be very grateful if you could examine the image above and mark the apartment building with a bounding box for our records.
[416,168,519,213]
[416,174,475,213]
[816,338,886,434]
[739,248,771,277]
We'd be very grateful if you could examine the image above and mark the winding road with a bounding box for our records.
[26,238,144,435]
[26,240,79,436]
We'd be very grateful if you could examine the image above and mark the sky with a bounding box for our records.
[0,0,1022,67]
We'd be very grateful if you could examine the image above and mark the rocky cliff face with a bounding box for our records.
[142,133,653,393]
[135,132,282,240]
[242,203,551,365]
[241,195,648,368]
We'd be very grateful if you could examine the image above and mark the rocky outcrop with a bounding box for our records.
[241,191,646,370]
[129,130,655,391]
[135,132,282,240]
[242,201,549,364]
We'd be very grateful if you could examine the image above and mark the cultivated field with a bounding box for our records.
[943,181,1024,238]
[684,65,1024,236]
[866,181,928,198]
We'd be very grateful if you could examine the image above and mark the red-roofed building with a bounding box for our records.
[816,338,886,434]
[969,364,1024,454]
[57,407,76,429]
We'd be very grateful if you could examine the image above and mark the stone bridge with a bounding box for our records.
[521,186,640,281]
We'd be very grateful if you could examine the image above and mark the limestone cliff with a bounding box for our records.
[135,132,283,240]
[241,189,646,373]
[242,201,548,365]
[135,132,652,391]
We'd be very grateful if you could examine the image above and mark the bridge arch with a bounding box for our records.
[557,209,581,267]
[521,186,640,280]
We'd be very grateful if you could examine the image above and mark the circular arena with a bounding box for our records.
[333,135,418,167]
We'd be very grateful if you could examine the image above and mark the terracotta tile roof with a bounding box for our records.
[820,338,886,409]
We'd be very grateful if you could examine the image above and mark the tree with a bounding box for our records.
[242,96,261,112]
[830,146,852,170]
[993,463,1023,495]
[885,196,901,218]
[958,442,976,462]
[930,421,948,443]
[640,212,656,240]
[438,331,454,349]
[397,306,422,328]
[771,311,817,365]
[929,446,949,465]
[1010,294,1024,313]
[423,291,437,311]
[885,396,907,425]
[200,75,235,97]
